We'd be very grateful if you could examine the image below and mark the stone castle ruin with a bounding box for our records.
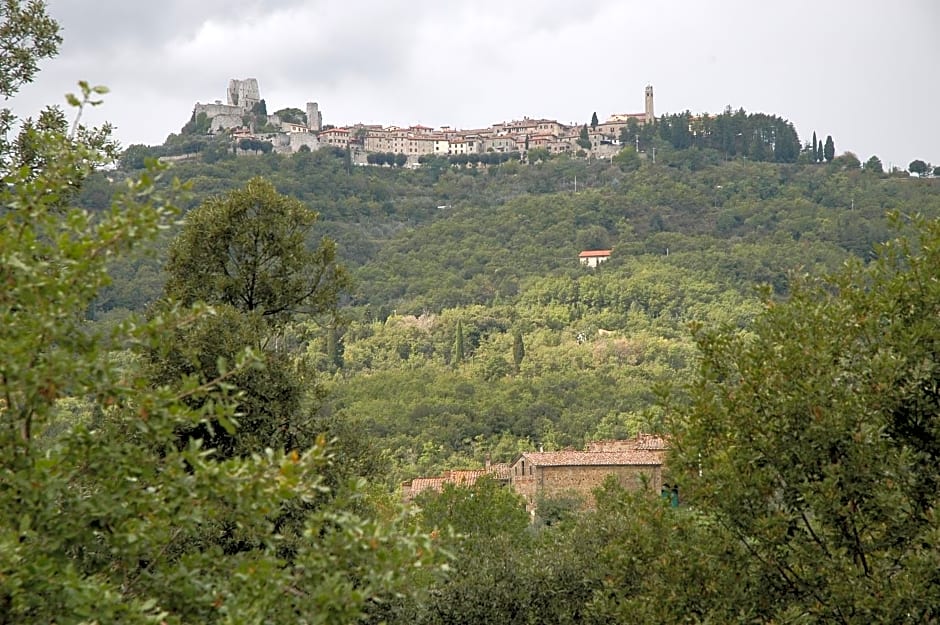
[191,78,322,153]
[226,78,261,110]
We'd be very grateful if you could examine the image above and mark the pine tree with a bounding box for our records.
[590,111,599,128]
[812,131,819,162]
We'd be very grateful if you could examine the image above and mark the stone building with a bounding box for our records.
[402,434,668,516]
[509,445,664,514]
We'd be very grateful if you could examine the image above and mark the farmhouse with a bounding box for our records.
[403,434,668,516]
[579,249,612,267]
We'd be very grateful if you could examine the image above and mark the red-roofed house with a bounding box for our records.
[579,249,612,268]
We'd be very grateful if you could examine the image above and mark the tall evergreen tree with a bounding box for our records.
[590,111,599,128]
[824,134,835,162]
[512,329,525,373]
[453,320,465,365]
[812,131,819,162]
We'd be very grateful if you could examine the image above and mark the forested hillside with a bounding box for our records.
[71,143,940,483]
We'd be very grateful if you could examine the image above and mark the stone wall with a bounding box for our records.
[193,103,245,133]
[513,464,661,513]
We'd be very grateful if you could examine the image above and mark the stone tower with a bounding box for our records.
[644,84,654,123]
[306,102,322,132]
[227,78,261,111]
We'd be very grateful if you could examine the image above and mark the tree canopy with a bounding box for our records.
[164,177,349,324]
[670,213,940,621]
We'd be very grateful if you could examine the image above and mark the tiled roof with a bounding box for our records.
[402,466,510,500]
[519,450,663,467]
[579,249,612,258]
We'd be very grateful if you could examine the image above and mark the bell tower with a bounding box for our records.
[644,84,654,123]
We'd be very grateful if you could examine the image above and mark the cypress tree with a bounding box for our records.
[453,320,465,365]
[824,135,835,162]
[512,330,525,373]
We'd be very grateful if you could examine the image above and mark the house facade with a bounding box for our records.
[579,249,612,267]
[509,448,663,513]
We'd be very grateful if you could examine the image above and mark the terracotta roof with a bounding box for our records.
[486,463,513,480]
[579,249,612,258]
[518,450,663,467]
[402,466,510,500]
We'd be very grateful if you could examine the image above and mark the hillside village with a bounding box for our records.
[187,78,655,164]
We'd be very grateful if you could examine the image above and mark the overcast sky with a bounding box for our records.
[9,0,939,170]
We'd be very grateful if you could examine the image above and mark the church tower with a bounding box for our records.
[644,85,654,123]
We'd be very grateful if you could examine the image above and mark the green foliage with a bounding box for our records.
[670,214,940,621]
[452,319,465,365]
[511,329,525,372]
[909,158,930,176]
[526,146,552,162]
[824,133,835,162]
[164,176,349,324]
[577,124,592,150]
[659,107,800,163]
[273,106,307,125]
[590,111,598,128]
[181,110,210,135]
[417,476,529,540]
[863,154,884,174]
[0,0,61,161]
[237,137,272,153]
[611,145,640,171]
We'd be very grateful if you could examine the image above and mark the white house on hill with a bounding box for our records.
[579,249,612,268]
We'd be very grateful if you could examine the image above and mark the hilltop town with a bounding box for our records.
[187,78,655,164]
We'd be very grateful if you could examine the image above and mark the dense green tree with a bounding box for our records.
[590,111,599,128]
[823,134,835,162]
[812,130,819,162]
[863,154,884,173]
[164,177,349,325]
[908,159,929,176]
[453,319,465,365]
[395,151,408,167]
[671,214,940,622]
[611,145,640,171]
[512,329,525,372]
